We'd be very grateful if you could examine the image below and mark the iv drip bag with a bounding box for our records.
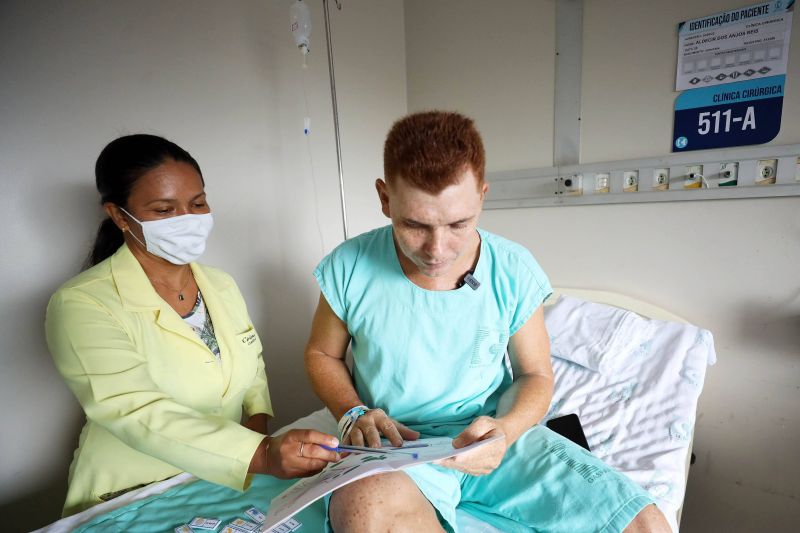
[290,0,312,55]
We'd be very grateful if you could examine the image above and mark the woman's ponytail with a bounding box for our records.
[86,218,125,268]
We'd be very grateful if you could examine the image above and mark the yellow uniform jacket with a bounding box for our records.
[45,244,272,516]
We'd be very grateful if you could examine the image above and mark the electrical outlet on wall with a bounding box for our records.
[756,159,777,185]
[795,157,800,182]
[684,165,703,189]
[623,171,638,192]
[719,162,739,187]
[562,174,583,196]
[595,173,610,194]
[653,168,669,191]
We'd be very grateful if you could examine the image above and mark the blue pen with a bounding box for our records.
[321,444,419,459]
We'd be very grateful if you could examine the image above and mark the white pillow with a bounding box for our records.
[544,295,655,373]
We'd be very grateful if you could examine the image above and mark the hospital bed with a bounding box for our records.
[36,288,715,533]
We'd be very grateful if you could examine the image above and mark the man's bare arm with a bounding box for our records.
[304,293,419,446]
[304,293,360,421]
[440,305,552,475]
[495,304,554,445]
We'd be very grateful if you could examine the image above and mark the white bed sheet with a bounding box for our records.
[37,293,714,533]
[544,316,715,532]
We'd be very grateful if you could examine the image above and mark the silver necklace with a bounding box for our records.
[151,269,193,301]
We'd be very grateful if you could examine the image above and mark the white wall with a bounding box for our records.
[405,1,800,531]
[0,0,405,529]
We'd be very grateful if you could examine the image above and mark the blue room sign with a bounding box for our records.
[672,75,784,152]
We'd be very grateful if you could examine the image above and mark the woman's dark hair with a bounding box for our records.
[86,134,203,268]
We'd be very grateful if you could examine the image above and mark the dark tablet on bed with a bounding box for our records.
[546,413,591,451]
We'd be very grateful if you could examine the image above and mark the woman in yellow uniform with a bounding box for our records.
[46,134,339,516]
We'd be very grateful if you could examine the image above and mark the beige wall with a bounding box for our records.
[576,3,800,531]
[582,0,800,162]
[405,0,555,172]
[405,0,800,531]
[332,0,408,237]
[0,0,405,529]
[3,0,797,530]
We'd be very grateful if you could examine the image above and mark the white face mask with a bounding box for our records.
[120,207,214,265]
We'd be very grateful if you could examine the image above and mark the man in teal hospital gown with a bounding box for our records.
[304,111,671,533]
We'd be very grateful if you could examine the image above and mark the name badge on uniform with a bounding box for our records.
[236,328,260,348]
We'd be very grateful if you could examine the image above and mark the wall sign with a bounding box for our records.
[673,75,784,151]
[676,1,793,91]
[673,1,792,152]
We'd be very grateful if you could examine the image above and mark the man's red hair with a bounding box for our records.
[383,111,486,193]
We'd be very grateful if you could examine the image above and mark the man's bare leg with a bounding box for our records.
[623,504,672,533]
[329,471,445,533]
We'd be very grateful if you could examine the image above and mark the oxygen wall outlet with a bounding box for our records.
[756,159,777,185]
[653,168,669,191]
[684,165,703,189]
[623,171,638,192]
[719,162,739,187]
[562,174,583,196]
[595,173,610,194]
[796,157,800,182]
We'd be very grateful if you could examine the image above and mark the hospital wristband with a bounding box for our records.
[337,405,368,441]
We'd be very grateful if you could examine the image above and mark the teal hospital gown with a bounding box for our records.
[314,225,652,533]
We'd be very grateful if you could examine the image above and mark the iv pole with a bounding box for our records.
[322,0,349,240]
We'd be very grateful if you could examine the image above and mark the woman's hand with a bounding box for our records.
[263,429,340,479]
[345,408,420,447]
[436,416,508,476]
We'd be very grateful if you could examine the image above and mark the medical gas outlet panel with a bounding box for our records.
[484,144,800,208]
